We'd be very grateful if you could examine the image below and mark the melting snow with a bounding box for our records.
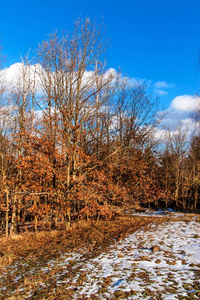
[0,216,200,299]
[71,219,200,299]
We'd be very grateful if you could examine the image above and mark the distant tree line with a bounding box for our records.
[0,19,199,236]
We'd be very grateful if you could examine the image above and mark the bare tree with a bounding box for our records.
[114,80,161,154]
[36,18,114,224]
[164,123,189,207]
[6,58,37,235]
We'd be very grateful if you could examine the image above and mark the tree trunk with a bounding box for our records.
[5,187,9,238]
[10,194,17,236]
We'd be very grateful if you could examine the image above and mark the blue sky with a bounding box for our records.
[0,0,200,125]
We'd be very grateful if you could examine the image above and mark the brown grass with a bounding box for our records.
[0,214,168,268]
[2,210,197,269]
[1,212,199,300]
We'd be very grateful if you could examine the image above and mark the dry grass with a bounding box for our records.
[0,215,168,268]
[0,215,166,299]
[1,212,199,299]
[1,211,199,269]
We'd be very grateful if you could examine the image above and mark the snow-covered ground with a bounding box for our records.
[0,215,200,299]
[71,219,200,299]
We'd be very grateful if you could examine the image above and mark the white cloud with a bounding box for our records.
[0,63,119,97]
[154,81,175,89]
[0,63,43,94]
[116,74,146,88]
[170,95,199,112]
[153,81,175,97]
[154,89,168,96]
[157,94,200,141]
